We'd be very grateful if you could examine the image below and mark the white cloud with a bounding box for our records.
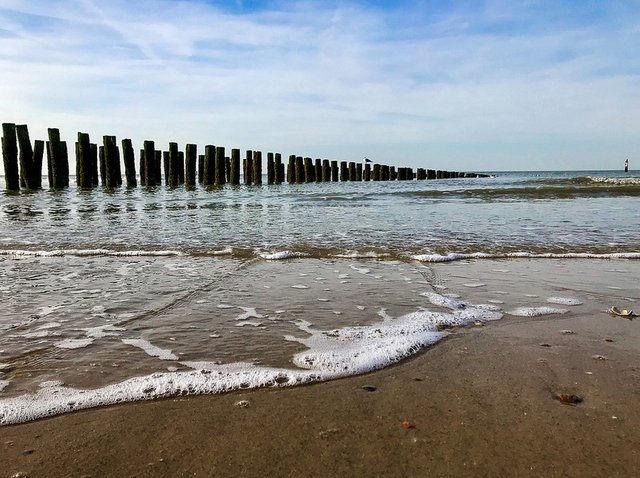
[0,0,638,171]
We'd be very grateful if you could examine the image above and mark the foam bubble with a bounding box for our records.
[507,307,568,317]
[291,285,309,289]
[547,297,583,306]
[55,338,94,349]
[0,249,181,257]
[413,252,640,263]
[121,339,178,360]
[260,251,309,260]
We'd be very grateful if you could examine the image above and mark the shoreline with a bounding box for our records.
[1,303,639,477]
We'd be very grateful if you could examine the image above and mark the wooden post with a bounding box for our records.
[138,149,145,186]
[287,155,295,183]
[120,139,136,188]
[89,143,98,186]
[303,157,313,183]
[390,166,396,181]
[162,151,169,184]
[47,128,68,189]
[314,159,322,182]
[230,148,240,185]
[198,155,204,184]
[382,165,390,181]
[295,156,304,183]
[253,150,262,185]
[225,157,230,183]
[274,153,282,184]
[74,132,91,188]
[103,136,117,188]
[322,159,331,182]
[115,141,123,186]
[100,147,107,185]
[372,164,381,181]
[331,161,338,182]
[349,162,356,181]
[2,123,19,190]
[46,141,53,187]
[16,124,41,190]
[364,163,371,181]
[215,146,226,185]
[143,140,156,186]
[244,150,253,185]
[185,144,197,188]
[356,163,363,181]
[340,161,348,181]
[154,151,161,185]
[178,152,185,184]
[203,145,215,186]
[32,140,44,189]
[408,168,414,180]
[267,152,275,184]
[168,142,179,187]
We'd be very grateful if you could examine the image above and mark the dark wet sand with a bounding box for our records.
[2,304,639,477]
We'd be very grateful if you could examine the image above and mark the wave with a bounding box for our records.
[1,247,639,262]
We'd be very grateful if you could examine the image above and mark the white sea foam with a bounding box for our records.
[55,338,95,349]
[291,285,309,289]
[235,321,264,328]
[85,325,125,339]
[0,249,181,257]
[547,297,583,306]
[260,251,309,260]
[0,293,502,426]
[349,265,371,275]
[463,282,486,288]
[333,251,389,259]
[586,176,640,185]
[507,307,568,317]
[413,252,640,263]
[234,307,265,321]
[121,339,178,360]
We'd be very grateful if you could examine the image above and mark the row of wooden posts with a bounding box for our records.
[1,123,486,191]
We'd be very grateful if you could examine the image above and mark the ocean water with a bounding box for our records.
[1,170,639,424]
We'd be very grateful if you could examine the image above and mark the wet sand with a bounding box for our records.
[1,259,639,477]
[2,311,639,476]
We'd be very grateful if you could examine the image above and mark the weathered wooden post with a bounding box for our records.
[1,123,19,190]
[230,148,240,185]
[364,163,371,181]
[203,145,215,186]
[372,164,381,181]
[244,150,253,185]
[167,142,179,187]
[274,153,282,184]
[215,146,226,185]
[314,159,322,182]
[162,151,169,183]
[408,168,414,180]
[322,159,330,182]
[331,161,338,182]
[139,149,145,186]
[267,152,275,184]
[198,155,204,184]
[349,162,356,181]
[225,157,230,183]
[178,152,185,184]
[185,144,197,188]
[121,139,137,188]
[436,170,443,179]
[100,147,107,185]
[294,156,303,183]
[154,151,161,185]
[74,132,92,188]
[340,161,348,181]
[103,135,119,188]
[89,143,98,186]
[47,128,68,189]
[253,150,262,185]
[287,155,295,183]
[16,124,43,190]
[382,165,390,181]
[356,163,363,182]
[390,166,396,180]
[143,140,156,186]
[303,157,313,183]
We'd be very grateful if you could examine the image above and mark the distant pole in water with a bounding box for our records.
[625,159,629,173]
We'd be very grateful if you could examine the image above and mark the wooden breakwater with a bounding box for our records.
[1,123,488,191]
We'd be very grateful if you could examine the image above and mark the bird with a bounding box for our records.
[363,157,372,163]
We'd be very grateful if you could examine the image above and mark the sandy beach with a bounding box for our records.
[1,258,639,477]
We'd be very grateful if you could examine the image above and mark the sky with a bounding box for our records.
[1,0,639,171]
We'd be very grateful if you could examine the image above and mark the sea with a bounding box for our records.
[1,170,639,425]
